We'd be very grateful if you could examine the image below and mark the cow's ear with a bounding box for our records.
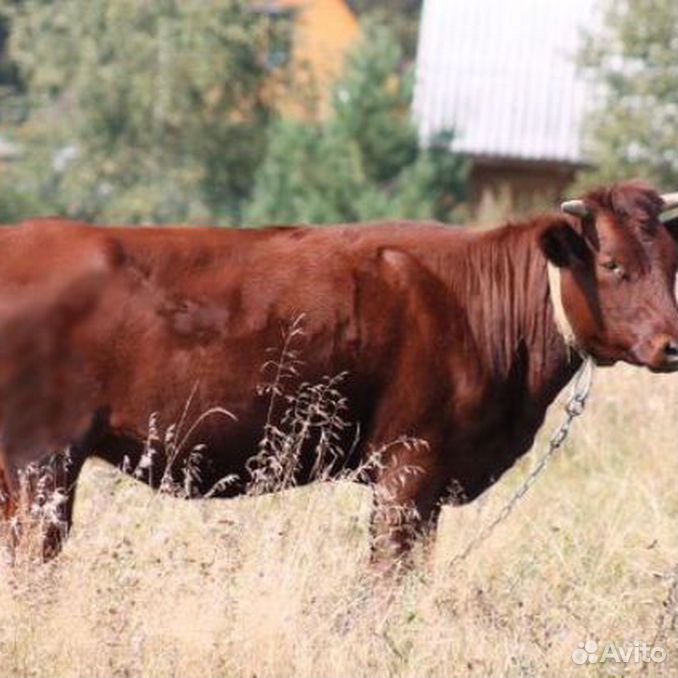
[538,221,589,268]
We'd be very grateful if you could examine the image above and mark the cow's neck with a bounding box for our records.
[453,223,582,408]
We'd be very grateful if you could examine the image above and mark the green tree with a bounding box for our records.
[0,0,290,223]
[246,26,466,226]
[577,0,677,190]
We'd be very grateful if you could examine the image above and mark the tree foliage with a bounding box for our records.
[577,0,677,190]
[0,0,288,223]
[246,26,465,226]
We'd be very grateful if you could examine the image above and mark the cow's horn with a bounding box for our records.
[661,193,678,211]
[560,199,589,217]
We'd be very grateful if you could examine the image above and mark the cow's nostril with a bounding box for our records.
[663,341,678,358]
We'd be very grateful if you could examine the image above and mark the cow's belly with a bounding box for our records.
[95,401,369,498]
[94,342,373,497]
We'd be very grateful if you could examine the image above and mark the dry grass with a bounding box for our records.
[0,365,676,677]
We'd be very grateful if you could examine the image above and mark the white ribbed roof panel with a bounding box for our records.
[414,0,597,164]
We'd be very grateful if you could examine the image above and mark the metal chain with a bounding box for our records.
[446,357,594,571]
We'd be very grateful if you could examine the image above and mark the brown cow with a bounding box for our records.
[0,180,676,563]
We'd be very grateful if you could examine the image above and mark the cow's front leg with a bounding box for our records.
[368,437,445,573]
[2,448,87,561]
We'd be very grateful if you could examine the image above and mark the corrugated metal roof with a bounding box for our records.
[413,0,598,164]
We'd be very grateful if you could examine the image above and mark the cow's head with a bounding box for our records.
[540,181,678,372]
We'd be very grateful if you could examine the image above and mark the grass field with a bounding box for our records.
[0,364,676,677]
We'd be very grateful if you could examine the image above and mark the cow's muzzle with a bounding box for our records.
[636,334,678,373]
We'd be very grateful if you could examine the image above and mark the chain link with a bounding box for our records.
[446,358,594,571]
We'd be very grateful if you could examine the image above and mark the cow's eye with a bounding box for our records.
[601,259,625,277]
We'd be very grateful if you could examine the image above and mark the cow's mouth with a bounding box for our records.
[647,357,678,374]
[592,350,678,372]
[624,355,678,373]
[627,338,678,373]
